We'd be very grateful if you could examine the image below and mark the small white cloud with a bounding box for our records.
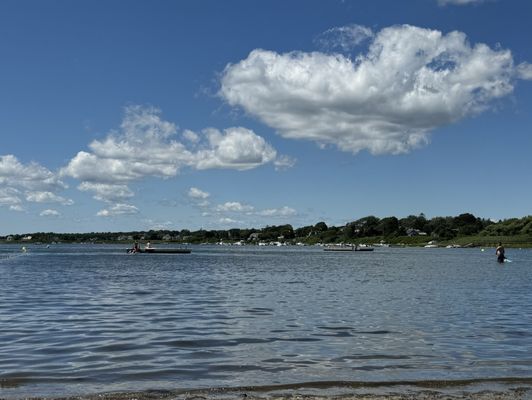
[9,205,25,212]
[40,209,60,217]
[96,203,139,217]
[274,155,297,171]
[517,62,532,80]
[218,217,239,224]
[215,201,254,213]
[188,187,210,199]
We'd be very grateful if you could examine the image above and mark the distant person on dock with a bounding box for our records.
[496,242,505,263]
[146,241,152,249]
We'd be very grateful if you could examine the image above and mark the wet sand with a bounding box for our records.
[10,390,531,400]
[8,383,532,400]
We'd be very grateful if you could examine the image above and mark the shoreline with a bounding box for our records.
[3,379,532,400]
[2,388,530,400]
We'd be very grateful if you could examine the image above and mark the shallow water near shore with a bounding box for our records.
[1,244,532,398]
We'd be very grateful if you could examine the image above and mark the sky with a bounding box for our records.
[1,0,531,235]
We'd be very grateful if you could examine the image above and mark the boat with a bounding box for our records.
[324,245,374,252]
[128,248,191,254]
[355,245,374,252]
[142,248,191,254]
[324,245,355,252]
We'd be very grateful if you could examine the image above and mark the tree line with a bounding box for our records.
[2,213,531,245]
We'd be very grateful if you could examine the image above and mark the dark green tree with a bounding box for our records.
[378,217,400,237]
[314,221,328,232]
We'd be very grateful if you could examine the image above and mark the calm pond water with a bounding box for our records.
[1,244,532,397]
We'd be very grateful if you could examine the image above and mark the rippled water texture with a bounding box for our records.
[1,244,532,397]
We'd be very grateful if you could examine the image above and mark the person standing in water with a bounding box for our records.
[128,241,140,253]
[496,242,505,263]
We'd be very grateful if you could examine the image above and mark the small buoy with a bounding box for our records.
[481,248,485,252]
[21,246,27,253]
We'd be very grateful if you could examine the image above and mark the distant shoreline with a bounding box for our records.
[1,237,531,248]
[1,214,531,248]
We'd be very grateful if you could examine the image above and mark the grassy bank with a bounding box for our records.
[350,235,532,248]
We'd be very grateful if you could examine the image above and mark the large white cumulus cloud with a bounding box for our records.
[62,106,193,184]
[220,24,520,155]
[61,106,283,216]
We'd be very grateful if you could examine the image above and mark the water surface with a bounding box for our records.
[1,244,531,397]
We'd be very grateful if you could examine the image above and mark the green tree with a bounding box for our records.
[428,217,456,240]
[400,214,428,232]
[355,216,380,236]
[314,221,328,232]
[378,217,400,237]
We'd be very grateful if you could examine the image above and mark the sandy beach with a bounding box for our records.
[9,382,532,400]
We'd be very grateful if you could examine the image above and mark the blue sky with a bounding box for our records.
[1,0,531,235]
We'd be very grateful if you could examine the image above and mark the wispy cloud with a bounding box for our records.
[185,183,300,229]
[315,24,374,52]
[96,203,139,217]
[256,206,297,217]
[40,209,60,217]
[0,187,22,208]
[1,154,66,192]
[438,0,487,6]
[517,62,532,80]
[188,187,210,200]
[218,217,240,225]
[201,193,298,228]
[221,24,526,156]
[25,191,74,205]
[215,201,254,213]
[78,182,134,203]
[274,155,297,171]
[0,155,70,212]
[142,219,174,230]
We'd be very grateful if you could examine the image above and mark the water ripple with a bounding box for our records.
[1,245,532,398]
